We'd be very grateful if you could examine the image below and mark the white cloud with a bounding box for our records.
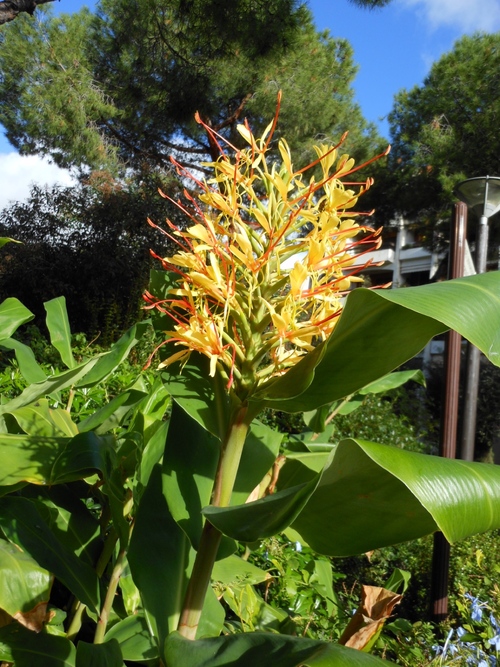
[399,0,500,33]
[0,152,75,210]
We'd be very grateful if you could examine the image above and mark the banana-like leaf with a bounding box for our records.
[44,297,76,370]
[357,370,425,395]
[0,359,101,416]
[161,355,229,438]
[0,497,101,613]
[254,272,500,411]
[128,464,192,654]
[203,439,500,557]
[104,614,159,662]
[0,431,114,487]
[203,477,319,543]
[78,388,148,434]
[292,439,500,556]
[75,639,124,667]
[164,632,391,666]
[22,485,100,566]
[75,320,151,388]
[0,298,34,341]
[8,399,78,437]
[0,540,52,628]
[0,623,76,666]
[0,337,47,384]
[163,401,220,550]
[128,465,225,661]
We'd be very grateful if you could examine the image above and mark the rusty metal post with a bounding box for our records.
[431,202,467,621]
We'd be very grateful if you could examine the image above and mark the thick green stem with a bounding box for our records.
[177,405,251,639]
[211,406,250,508]
[66,600,85,641]
[94,547,127,644]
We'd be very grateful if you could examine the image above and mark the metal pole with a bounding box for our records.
[431,202,467,621]
[460,214,489,462]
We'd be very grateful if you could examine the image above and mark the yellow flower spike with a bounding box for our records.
[147,99,389,398]
[289,262,309,297]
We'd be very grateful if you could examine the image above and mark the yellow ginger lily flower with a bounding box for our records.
[145,99,389,401]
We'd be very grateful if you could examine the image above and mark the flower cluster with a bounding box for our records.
[145,100,388,399]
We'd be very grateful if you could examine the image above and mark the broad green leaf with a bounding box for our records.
[128,465,192,652]
[204,439,500,557]
[129,377,170,445]
[128,465,224,658]
[255,272,500,412]
[212,554,270,586]
[198,587,225,639]
[163,401,220,549]
[0,431,113,486]
[0,358,101,416]
[104,614,159,661]
[357,370,425,395]
[0,337,46,384]
[0,623,76,666]
[203,476,320,543]
[136,419,168,493]
[75,320,151,388]
[161,354,229,438]
[78,388,148,433]
[75,639,123,667]
[44,297,76,369]
[0,298,34,341]
[164,631,391,667]
[222,583,288,632]
[290,439,500,556]
[8,399,78,437]
[22,485,101,566]
[0,540,52,619]
[0,496,101,613]
[284,452,332,474]
[117,562,141,615]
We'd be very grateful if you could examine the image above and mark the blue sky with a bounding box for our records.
[1,0,500,206]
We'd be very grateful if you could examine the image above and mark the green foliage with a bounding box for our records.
[0,0,382,175]
[0,178,181,341]
[382,33,500,248]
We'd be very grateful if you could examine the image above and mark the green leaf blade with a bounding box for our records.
[0,298,34,341]
[44,297,76,369]
[164,631,391,667]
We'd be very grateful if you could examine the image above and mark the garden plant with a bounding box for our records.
[1,105,500,666]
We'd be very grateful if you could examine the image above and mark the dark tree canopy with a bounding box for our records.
[0,177,181,340]
[383,32,500,247]
[0,0,383,177]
